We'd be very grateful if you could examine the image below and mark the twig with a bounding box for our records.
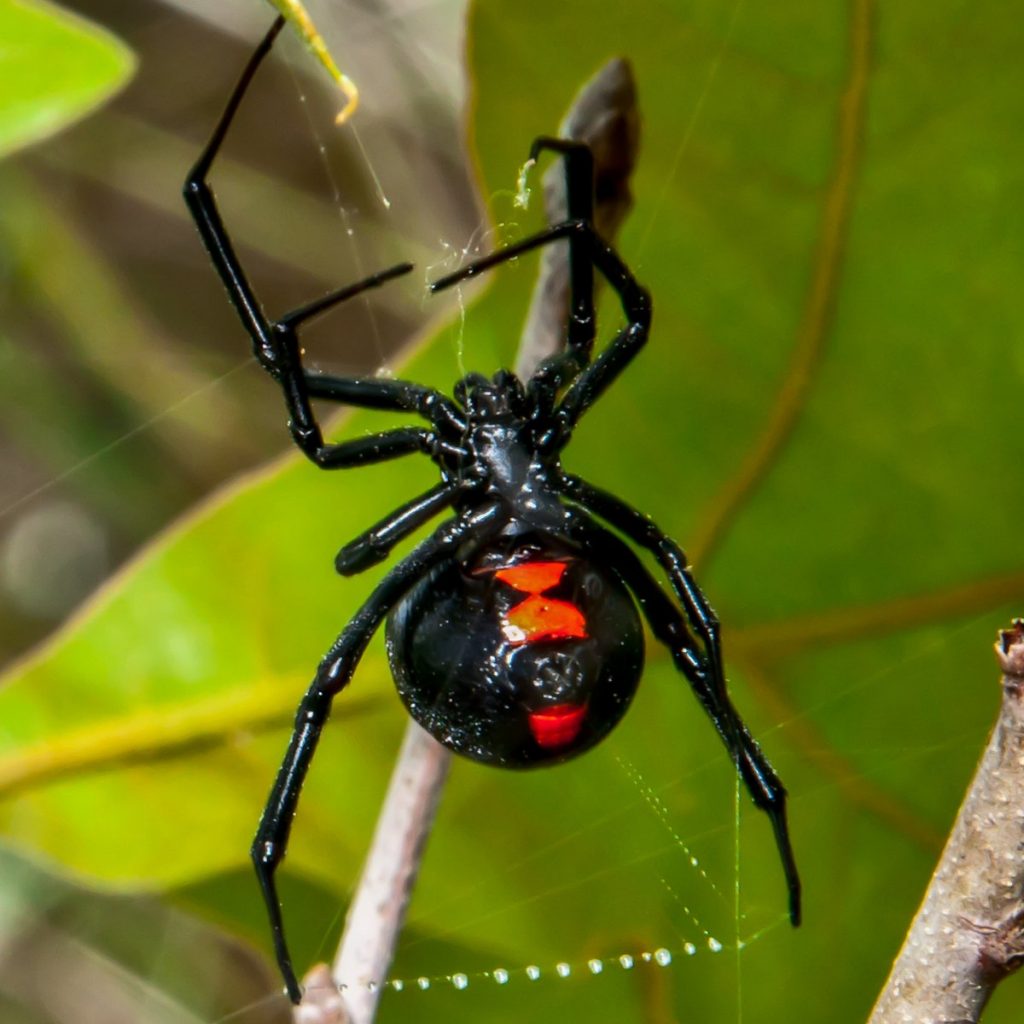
[316,724,449,1023]
[293,57,640,1023]
[868,619,1024,1023]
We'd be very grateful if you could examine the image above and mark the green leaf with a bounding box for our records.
[2,0,1024,1022]
[0,0,134,159]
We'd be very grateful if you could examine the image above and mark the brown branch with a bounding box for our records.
[298,724,450,1024]
[292,58,640,1024]
[868,620,1024,1023]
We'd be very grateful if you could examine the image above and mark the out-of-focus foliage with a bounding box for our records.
[0,847,283,1023]
[0,0,134,159]
[1,0,1024,1022]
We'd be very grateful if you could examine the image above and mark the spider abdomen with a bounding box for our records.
[386,538,644,767]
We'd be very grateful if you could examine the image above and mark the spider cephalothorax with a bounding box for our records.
[185,16,800,1004]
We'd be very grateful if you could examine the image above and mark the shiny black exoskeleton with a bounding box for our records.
[389,534,644,767]
[184,17,801,1004]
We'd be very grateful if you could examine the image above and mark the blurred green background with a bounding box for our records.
[1,0,1023,1021]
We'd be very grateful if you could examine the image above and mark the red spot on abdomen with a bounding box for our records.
[495,561,567,593]
[503,595,587,645]
[528,703,587,748]
[494,560,588,646]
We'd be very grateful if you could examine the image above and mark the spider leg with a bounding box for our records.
[293,427,432,469]
[183,16,283,364]
[252,502,505,1003]
[183,19,462,462]
[430,219,649,433]
[563,506,801,927]
[334,482,457,574]
[557,472,725,688]
[277,267,412,332]
[304,374,466,434]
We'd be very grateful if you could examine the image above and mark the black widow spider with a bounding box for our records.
[184,16,800,1004]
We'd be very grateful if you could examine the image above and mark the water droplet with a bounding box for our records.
[452,973,468,990]
[390,979,404,992]
[619,954,635,970]
[588,959,604,974]
[654,948,672,967]
[366,981,377,993]
[690,856,699,867]
[708,938,722,953]
[526,965,541,981]
[641,952,652,962]
[492,968,509,985]
[556,963,571,978]
[417,977,431,990]
[684,942,697,956]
